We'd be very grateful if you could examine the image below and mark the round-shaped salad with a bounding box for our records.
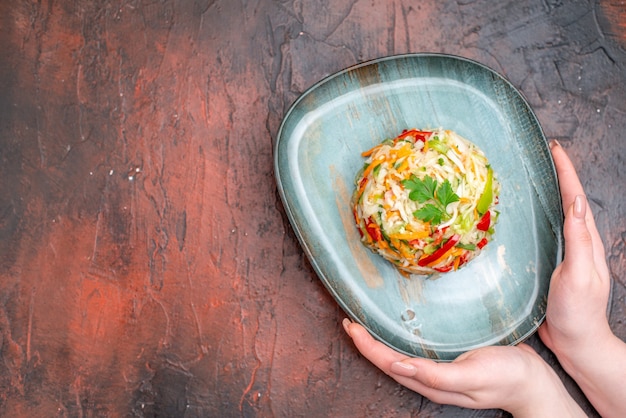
[352,127,500,276]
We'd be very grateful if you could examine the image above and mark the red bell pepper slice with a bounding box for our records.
[476,211,491,231]
[477,238,488,249]
[418,234,460,267]
[365,217,382,242]
[396,129,432,143]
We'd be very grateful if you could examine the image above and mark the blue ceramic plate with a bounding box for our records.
[274,54,563,361]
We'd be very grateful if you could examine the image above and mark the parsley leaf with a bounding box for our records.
[402,175,460,224]
[437,179,460,207]
[401,175,437,203]
[415,204,444,224]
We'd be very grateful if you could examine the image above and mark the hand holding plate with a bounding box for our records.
[538,142,626,418]
[343,318,585,417]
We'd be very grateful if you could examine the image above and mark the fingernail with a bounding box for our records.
[391,361,417,376]
[573,195,586,219]
[549,139,560,149]
[342,318,352,337]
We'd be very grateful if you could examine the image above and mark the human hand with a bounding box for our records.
[537,141,612,361]
[538,141,626,418]
[343,319,585,417]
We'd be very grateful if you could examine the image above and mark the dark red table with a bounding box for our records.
[1,1,624,416]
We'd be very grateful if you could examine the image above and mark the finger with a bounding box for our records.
[397,347,505,394]
[391,359,478,407]
[342,319,407,370]
[560,195,595,278]
[391,353,501,408]
[550,141,608,279]
[347,318,485,392]
[346,318,475,392]
[550,140,584,211]
[343,319,474,405]
[397,357,474,391]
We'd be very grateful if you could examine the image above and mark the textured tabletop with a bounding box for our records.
[0,1,624,416]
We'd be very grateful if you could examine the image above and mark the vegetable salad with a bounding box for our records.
[352,128,500,276]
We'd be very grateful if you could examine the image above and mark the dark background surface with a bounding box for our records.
[1,1,625,416]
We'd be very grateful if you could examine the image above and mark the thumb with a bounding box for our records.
[560,195,594,277]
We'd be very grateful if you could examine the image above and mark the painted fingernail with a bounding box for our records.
[342,318,352,337]
[549,139,560,149]
[390,361,417,376]
[573,195,586,219]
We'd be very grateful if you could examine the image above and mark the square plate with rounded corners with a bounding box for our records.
[274,53,563,361]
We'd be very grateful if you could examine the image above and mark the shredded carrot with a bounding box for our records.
[453,256,461,270]
[388,229,430,241]
[387,209,400,219]
[361,156,384,179]
[361,144,382,157]
[398,243,413,259]
[397,159,409,173]
[386,143,412,166]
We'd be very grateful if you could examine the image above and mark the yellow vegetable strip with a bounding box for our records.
[387,229,430,240]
